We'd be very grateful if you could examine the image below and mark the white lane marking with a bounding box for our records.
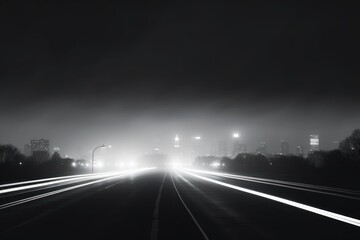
[0,168,154,210]
[171,171,210,240]
[105,182,120,189]
[150,171,167,240]
[180,169,360,228]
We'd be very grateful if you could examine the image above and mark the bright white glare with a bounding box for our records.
[210,162,220,168]
[170,161,183,168]
[71,162,76,167]
[193,136,201,140]
[108,145,112,148]
[127,161,138,168]
[175,135,179,141]
[233,133,240,138]
[179,169,360,228]
[95,161,104,168]
[19,162,22,165]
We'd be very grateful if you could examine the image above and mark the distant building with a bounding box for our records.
[31,138,50,163]
[256,142,268,156]
[280,140,289,155]
[232,139,240,157]
[232,136,247,157]
[31,139,49,152]
[53,147,60,153]
[309,135,319,152]
[191,136,202,159]
[218,140,228,157]
[296,145,304,157]
[174,134,180,154]
[23,144,32,156]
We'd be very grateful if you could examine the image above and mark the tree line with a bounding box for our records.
[194,129,360,189]
[0,146,86,182]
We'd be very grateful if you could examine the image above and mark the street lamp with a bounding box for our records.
[92,144,106,174]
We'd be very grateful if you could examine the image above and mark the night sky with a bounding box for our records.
[1,1,359,158]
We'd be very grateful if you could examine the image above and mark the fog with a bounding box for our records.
[1,1,359,160]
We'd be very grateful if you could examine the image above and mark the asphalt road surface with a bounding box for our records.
[1,167,360,240]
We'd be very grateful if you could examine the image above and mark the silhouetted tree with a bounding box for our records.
[339,129,360,161]
[307,151,327,168]
[0,144,23,165]
[231,153,269,173]
[270,155,311,174]
[220,157,231,169]
[51,152,62,162]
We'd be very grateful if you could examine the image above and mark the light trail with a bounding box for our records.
[0,172,106,189]
[0,168,154,210]
[183,168,360,199]
[180,168,360,228]
[0,170,136,195]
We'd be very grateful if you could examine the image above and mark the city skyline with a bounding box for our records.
[0,2,359,239]
[12,132,344,161]
[1,1,359,162]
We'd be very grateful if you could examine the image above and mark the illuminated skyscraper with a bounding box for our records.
[232,143,240,157]
[280,140,289,155]
[309,135,319,152]
[30,138,50,163]
[191,136,201,159]
[174,135,180,152]
[232,132,246,156]
[31,138,49,152]
[218,140,227,157]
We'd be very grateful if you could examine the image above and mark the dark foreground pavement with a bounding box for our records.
[0,168,360,240]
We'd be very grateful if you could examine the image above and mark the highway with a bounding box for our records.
[1,167,360,239]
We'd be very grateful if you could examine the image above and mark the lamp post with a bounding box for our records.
[92,144,105,174]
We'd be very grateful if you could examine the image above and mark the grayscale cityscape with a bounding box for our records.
[1,1,360,239]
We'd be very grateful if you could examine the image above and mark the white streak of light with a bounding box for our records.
[0,168,154,210]
[0,170,142,195]
[184,168,360,196]
[180,169,360,228]
[0,171,125,188]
